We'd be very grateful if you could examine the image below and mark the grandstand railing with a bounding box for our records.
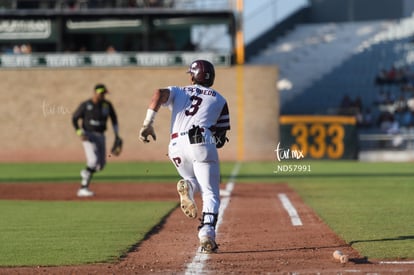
[0,0,236,57]
[359,131,414,150]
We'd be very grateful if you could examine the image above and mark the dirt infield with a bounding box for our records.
[0,182,413,274]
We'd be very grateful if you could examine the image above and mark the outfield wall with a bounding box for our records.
[0,66,279,162]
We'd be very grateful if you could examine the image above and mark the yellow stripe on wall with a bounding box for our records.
[236,65,245,161]
[236,0,244,65]
[280,115,356,125]
[236,31,245,65]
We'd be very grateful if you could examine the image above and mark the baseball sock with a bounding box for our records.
[81,167,95,188]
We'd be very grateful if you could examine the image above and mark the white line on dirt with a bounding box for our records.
[278,193,303,226]
[380,261,414,264]
[184,163,240,275]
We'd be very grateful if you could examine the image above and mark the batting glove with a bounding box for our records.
[139,124,156,143]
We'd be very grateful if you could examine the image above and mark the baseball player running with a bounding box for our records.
[139,60,230,253]
[72,83,120,197]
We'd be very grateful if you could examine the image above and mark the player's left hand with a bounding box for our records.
[76,129,88,141]
[139,125,156,143]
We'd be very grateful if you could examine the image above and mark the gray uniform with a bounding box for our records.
[72,96,118,193]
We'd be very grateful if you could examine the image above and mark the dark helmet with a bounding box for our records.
[187,60,215,87]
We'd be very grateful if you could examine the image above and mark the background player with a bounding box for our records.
[72,83,120,197]
[139,60,230,253]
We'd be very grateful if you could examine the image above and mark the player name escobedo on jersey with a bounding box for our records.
[185,86,217,97]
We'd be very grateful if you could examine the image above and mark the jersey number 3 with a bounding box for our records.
[185,95,203,116]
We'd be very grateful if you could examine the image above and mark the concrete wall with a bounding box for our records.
[0,65,279,162]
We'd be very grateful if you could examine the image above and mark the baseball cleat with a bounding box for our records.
[200,237,218,254]
[177,179,197,219]
[77,187,94,197]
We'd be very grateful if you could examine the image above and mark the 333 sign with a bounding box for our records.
[279,116,357,160]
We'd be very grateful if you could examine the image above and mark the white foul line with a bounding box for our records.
[184,163,240,275]
[276,195,414,265]
[278,193,303,226]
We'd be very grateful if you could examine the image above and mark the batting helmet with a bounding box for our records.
[187,60,215,87]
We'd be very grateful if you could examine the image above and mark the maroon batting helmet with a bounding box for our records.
[187,60,215,87]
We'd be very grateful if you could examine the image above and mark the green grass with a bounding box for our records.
[0,162,240,183]
[269,160,414,260]
[0,160,413,265]
[0,162,179,183]
[317,180,414,260]
[0,200,176,267]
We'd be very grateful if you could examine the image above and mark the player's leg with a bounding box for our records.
[95,133,106,171]
[191,142,220,213]
[169,140,199,219]
[192,143,221,253]
[194,159,220,252]
[78,134,99,197]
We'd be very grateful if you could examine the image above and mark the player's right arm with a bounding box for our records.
[148,88,170,111]
[139,88,170,143]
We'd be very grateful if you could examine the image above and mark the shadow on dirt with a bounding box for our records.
[219,244,349,254]
[350,235,414,245]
